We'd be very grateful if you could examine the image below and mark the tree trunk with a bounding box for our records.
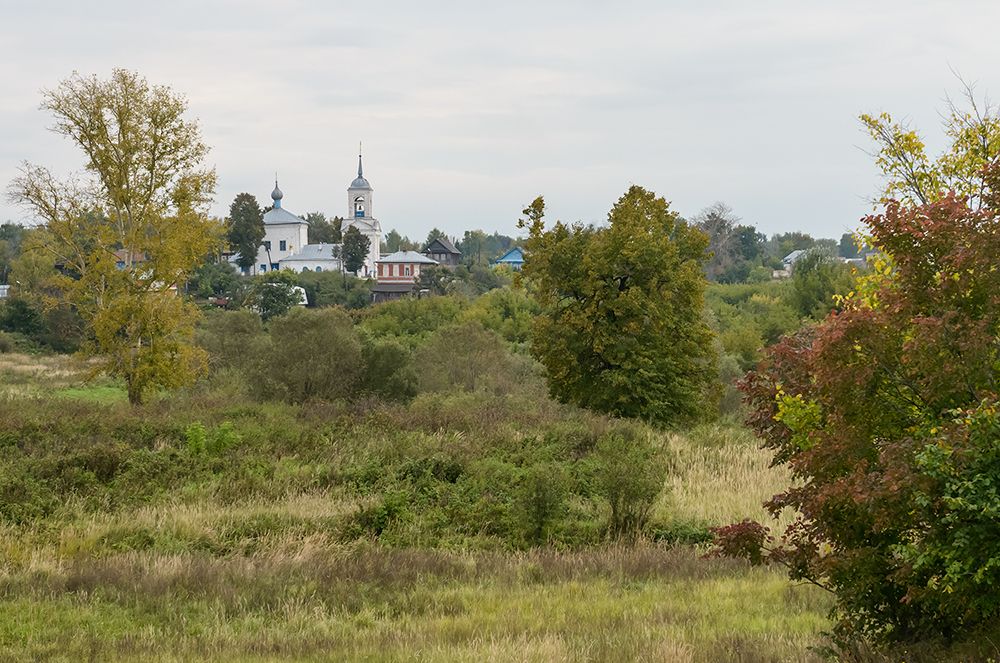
[126,376,144,406]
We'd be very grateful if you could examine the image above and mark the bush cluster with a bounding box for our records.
[0,383,671,549]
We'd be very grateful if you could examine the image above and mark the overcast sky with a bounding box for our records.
[2,1,999,241]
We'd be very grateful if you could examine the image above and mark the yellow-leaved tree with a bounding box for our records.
[9,69,222,404]
[861,81,1000,208]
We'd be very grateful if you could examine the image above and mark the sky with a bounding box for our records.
[2,0,999,241]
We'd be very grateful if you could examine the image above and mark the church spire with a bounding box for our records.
[357,142,363,178]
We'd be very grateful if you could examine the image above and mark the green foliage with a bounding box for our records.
[838,232,860,259]
[9,69,221,405]
[521,187,718,426]
[188,260,240,299]
[383,228,418,252]
[594,431,666,538]
[195,309,266,371]
[457,229,516,267]
[358,335,417,401]
[788,250,856,319]
[695,203,768,283]
[461,286,540,345]
[296,269,370,309]
[358,295,467,347]
[412,322,527,394]
[517,462,569,545]
[304,212,342,244]
[766,232,818,262]
[342,226,370,275]
[719,165,1000,645]
[251,307,363,402]
[245,270,303,321]
[227,193,264,272]
[0,298,45,337]
[185,421,241,455]
[418,263,510,298]
[0,222,27,285]
[424,228,446,248]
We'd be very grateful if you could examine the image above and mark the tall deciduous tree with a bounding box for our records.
[8,69,220,404]
[227,193,264,273]
[519,187,718,426]
[304,212,342,244]
[341,226,370,276]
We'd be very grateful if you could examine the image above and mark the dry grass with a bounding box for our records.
[0,353,831,661]
[657,423,795,531]
[0,545,830,663]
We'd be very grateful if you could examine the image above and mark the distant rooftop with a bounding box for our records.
[280,244,341,261]
[378,250,439,265]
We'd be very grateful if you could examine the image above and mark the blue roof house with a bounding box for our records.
[492,246,525,271]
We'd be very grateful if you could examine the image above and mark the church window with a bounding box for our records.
[263,241,271,251]
[271,263,279,271]
[280,240,286,251]
[404,265,411,276]
[316,266,322,272]
[260,264,267,273]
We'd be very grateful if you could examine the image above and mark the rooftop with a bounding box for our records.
[377,250,439,265]
[264,206,308,226]
[280,244,341,261]
[424,236,461,255]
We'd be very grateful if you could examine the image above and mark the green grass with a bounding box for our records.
[54,384,127,403]
[0,547,829,662]
[0,352,834,661]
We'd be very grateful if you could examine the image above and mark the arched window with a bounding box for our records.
[354,195,365,218]
[316,266,323,272]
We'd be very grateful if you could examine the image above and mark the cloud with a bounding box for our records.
[1,0,999,239]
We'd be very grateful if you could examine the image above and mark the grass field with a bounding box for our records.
[0,353,830,661]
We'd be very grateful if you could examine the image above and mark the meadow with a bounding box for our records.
[0,349,833,662]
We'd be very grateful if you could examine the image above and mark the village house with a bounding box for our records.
[371,250,438,303]
[422,237,461,268]
[492,246,525,271]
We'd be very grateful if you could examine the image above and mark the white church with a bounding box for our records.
[244,152,383,277]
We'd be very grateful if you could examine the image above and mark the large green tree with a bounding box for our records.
[342,226,370,275]
[519,186,717,426]
[227,193,264,273]
[304,212,342,244]
[8,69,220,404]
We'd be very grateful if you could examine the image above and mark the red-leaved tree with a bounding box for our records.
[714,161,1000,645]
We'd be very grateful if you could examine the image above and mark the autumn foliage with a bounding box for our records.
[714,162,1000,645]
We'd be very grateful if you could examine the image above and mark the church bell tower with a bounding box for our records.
[348,147,373,220]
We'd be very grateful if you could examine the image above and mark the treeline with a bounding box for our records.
[693,202,864,284]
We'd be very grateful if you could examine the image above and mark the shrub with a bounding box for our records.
[412,322,520,394]
[593,430,666,539]
[517,462,568,545]
[359,335,417,401]
[462,286,540,345]
[358,295,467,347]
[196,309,266,372]
[251,307,363,402]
